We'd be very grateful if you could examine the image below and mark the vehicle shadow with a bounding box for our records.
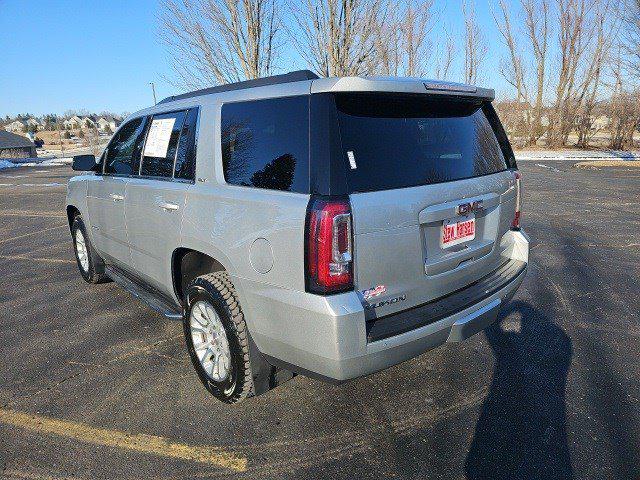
[464,300,573,480]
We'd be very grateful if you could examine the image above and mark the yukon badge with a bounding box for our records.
[361,285,407,310]
[456,199,483,216]
[364,294,407,310]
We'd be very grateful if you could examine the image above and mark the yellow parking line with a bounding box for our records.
[0,408,247,472]
[0,211,66,218]
[0,255,75,265]
[0,224,67,245]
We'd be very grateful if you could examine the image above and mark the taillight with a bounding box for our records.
[306,197,353,294]
[511,171,522,230]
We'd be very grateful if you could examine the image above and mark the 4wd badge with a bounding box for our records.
[361,285,386,300]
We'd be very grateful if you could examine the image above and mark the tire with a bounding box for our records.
[71,216,109,284]
[183,272,253,403]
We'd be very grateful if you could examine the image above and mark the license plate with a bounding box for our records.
[441,214,475,248]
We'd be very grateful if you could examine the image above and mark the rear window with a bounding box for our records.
[221,96,309,193]
[334,94,510,192]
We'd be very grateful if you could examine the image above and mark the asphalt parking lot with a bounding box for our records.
[1,161,638,480]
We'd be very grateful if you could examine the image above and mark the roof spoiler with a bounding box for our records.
[422,81,494,101]
[310,77,495,101]
[158,70,320,104]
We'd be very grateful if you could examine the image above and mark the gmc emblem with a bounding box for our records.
[456,200,483,216]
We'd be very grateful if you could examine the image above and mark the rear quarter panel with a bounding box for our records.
[181,184,309,291]
[180,99,311,345]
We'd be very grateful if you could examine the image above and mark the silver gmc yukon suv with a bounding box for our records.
[66,70,529,403]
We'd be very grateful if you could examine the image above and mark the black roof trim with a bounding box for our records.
[158,70,320,105]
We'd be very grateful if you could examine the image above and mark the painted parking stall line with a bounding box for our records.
[0,408,248,472]
[0,254,75,265]
[0,224,67,245]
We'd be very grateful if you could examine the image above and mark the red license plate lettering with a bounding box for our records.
[441,216,475,248]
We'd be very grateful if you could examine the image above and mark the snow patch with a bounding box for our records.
[0,160,20,170]
[0,182,65,187]
[0,157,73,171]
[516,150,639,161]
[535,163,561,172]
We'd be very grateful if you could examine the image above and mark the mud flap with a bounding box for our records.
[247,332,296,396]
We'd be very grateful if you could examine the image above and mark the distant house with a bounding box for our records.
[25,118,43,131]
[0,130,37,158]
[81,116,96,128]
[97,117,119,132]
[4,120,26,133]
[592,115,610,130]
[64,115,83,129]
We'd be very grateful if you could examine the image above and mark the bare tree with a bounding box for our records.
[373,0,435,77]
[608,51,640,149]
[159,0,281,89]
[549,0,620,147]
[291,0,387,77]
[400,1,435,76]
[434,33,456,80]
[373,6,402,76]
[620,0,640,80]
[609,90,640,150]
[463,1,487,85]
[547,0,598,147]
[523,0,550,144]
[494,0,526,104]
[493,0,550,145]
[574,5,614,147]
[494,0,618,148]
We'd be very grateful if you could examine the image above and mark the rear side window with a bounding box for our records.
[334,94,509,192]
[221,96,309,193]
[104,117,148,175]
[140,110,187,178]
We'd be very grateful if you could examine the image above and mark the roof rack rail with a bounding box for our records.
[158,70,320,105]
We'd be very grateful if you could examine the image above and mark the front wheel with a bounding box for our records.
[183,272,253,403]
[71,216,109,284]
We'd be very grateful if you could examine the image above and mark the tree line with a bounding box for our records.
[160,0,640,149]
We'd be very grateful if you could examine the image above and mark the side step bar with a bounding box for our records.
[105,265,183,320]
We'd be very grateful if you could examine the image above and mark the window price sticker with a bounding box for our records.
[143,118,176,158]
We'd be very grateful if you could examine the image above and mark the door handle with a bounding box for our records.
[109,193,124,201]
[157,201,179,211]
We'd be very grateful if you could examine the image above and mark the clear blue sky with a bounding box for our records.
[0,0,512,117]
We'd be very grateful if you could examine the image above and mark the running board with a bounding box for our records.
[105,265,183,320]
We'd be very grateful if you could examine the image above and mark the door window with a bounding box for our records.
[104,117,148,175]
[140,111,187,178]
[174,108,199,181]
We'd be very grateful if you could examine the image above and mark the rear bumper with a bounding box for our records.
[365,259,526,343]
[238,230,529,383]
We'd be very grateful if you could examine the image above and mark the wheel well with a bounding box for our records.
[172,249,225,302]
[66,205,81,232]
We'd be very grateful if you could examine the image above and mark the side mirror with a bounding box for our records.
[72,154,98,172]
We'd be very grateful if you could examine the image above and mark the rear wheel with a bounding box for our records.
[183,272,253,403]
[71,216,109,284]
